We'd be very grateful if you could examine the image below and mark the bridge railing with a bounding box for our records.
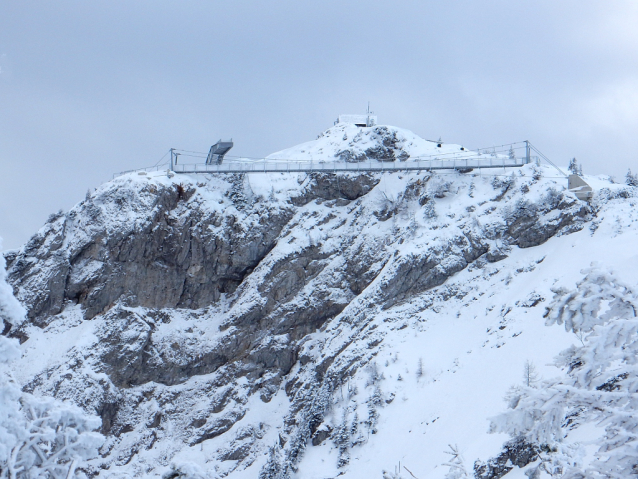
[113,163,170,178]
[113,150,530,178]
[170,156,525,174]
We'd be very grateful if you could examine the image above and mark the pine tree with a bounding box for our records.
[625,169,638,187]
[335,410,351,468]
[568,158,582,175]
[259,445,285,479]
[522,360,538,387]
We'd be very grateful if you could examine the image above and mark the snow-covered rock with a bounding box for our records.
[4,127,638,479]
[267,124,489,163]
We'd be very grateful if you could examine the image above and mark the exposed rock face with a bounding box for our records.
[4,165,592,478]
[8,179,291,323]
[474,439,540,479]
[336,126,411,163]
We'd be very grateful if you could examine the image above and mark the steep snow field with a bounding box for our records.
[3,125,638,479]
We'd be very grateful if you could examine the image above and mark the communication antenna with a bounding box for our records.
[366,101,375,127]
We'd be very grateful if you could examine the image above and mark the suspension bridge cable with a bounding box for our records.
[529,144,568,177]
[152,149,171,167]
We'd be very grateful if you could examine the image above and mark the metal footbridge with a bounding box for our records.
[115,141,568,178]
[170,156,529,174]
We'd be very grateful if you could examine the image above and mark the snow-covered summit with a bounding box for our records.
[266,124,484,163]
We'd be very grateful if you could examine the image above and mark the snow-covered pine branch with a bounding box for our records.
[489,266,638,478]
[545,266,637,334]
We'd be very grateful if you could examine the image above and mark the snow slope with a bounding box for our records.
[3,126,637,479]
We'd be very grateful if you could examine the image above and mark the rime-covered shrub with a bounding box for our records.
[429,176,452,198]
[443,444,470,479]
[491,174,516,195]
[163,462,207,479]
[422,201,437,220]
[541,187,563,210]
[0,238,103,479]
[489,267,638,478]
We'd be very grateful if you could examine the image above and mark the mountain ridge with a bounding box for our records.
[4,126,637,479]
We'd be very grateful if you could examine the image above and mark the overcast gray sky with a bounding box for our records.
[1,1,637,250]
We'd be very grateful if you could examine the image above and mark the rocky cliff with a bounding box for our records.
[7,127,633,479]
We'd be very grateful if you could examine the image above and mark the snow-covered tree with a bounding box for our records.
[422,201,437,220]
[522,360,538,388]
[0,239,104,479]
[489,266,638,478]
[625,169,638,187]
[568,158,582,176]
[226,174,254,210]
[491,173,516,192]
[259,445,285,479]
[335,409,351,468]
[163,461,207,479]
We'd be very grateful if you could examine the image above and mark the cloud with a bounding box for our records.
[1,1,638,248]
[0,53,12,80]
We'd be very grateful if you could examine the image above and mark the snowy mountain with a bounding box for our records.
[266,124,484,163]
[3,125,638,479]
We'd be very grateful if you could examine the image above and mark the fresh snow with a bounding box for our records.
[266,124,495,163]
[4,124,638,479]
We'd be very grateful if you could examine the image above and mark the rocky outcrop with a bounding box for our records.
[336,126,411,163]
[474,438,540,479]
[290,173,379,206]
[7,180,292,324]
[4,165,593,478]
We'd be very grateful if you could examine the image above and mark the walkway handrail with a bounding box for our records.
[164,157,525,175]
